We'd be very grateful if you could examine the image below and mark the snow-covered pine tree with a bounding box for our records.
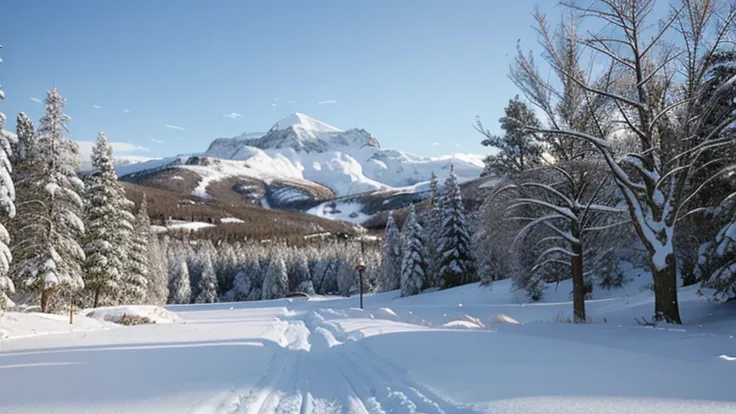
[424,171,443,288]
[83,132,136,307]
[475,96,544,176]
[380,212,402,292]
[229,269,253,302]
[437,165,476,289]
[168,259,191,304]
[336,255,359,296]
[13,89,85,312]
[0,46,16,309]
[6,113,36,309]
[127,194,152,304]
[194,255,218,303]
[146,232,169,305]
[698,210,736,302]
[400,204,427,297]
[262,251,288,300]
[289,253,311,293]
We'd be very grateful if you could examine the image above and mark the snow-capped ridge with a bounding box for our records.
[271,112,342,133]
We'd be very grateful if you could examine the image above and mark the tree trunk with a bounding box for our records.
[93,287,101,308]
[571,244,586,323]
[652,254,682,324]
[40,289,50,313]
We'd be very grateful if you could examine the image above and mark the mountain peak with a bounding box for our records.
[271,113,342,134]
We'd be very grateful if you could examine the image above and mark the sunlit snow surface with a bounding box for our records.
[2,278,736,413]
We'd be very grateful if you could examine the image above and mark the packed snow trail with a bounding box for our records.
[2,283,736,413]
[200,309,475,414]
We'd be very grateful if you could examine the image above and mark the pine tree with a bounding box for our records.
[262,252,288,300]
[424,171,443,288]
[13,89,85,312]
[336,256,359,296]
[194,255,218,303]
[289,254,311,292]
[0,46,16,309]
[400,204,427,297]
[437,165,476,288]
[380,212,402,291]
[82,133,135,307]
[127,194,151,304]
[168,259,191,304]
[146,233,169,305]
[230,269,253,301]
[475,96,544,176]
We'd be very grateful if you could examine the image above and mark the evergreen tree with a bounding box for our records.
[424,171,443,288]
[289,254,311,292]
[400,204,427,297]
[127,194,151,304]
[336,256,359,296]
[168,259,191,304]
[230,269,253,301]
[475,96,544,176]
[262,252,288,300]
[698,210,736,302]
[194,255,218,303]
[0,47,16,309]
[6,113,36,309]
[13,89,85,312]
[380,212,402,291]
[146,233,169,305]
[437,165,476,288]
[84,133,136,306]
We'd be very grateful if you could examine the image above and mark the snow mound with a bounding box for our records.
[489,313,521,325]
[0,311,115,340]
[441,320,483,329]
[81,306,181,325]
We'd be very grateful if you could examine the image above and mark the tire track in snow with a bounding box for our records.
[229,309,479,414]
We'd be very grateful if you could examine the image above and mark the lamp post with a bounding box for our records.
[355,238,366,309]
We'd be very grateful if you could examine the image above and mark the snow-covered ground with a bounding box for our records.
[2,280,735,413]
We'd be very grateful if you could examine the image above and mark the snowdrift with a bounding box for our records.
[81,305,181,325]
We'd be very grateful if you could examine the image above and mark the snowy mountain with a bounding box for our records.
[118,113,485,226]
[204,113,483,196]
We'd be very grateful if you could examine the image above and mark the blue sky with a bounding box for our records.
[1,0,552,160]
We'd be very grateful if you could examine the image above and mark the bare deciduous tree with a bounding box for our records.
[515,0,736,323]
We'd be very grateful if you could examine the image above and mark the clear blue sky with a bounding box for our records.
[1,0,551,159]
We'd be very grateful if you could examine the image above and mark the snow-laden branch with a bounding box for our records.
[582,220,632,232]
[539,246,579,258]
[542,221,580,245]
[509,198,577,221]
[511,214,568,248]
[520,182,575,209]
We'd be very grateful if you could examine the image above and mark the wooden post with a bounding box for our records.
[69,291,74,325]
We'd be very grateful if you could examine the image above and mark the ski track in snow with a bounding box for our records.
[220,309,475,414]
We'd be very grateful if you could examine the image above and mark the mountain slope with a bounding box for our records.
[120,113,486,227]
[204,112,483,197]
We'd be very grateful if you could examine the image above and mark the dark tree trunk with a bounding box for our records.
[93,287,101,309]
[652,254,682,324]
[40,289,51,313]
[571,243,586,323]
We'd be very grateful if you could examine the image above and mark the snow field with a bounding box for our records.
[1,280,735,413]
